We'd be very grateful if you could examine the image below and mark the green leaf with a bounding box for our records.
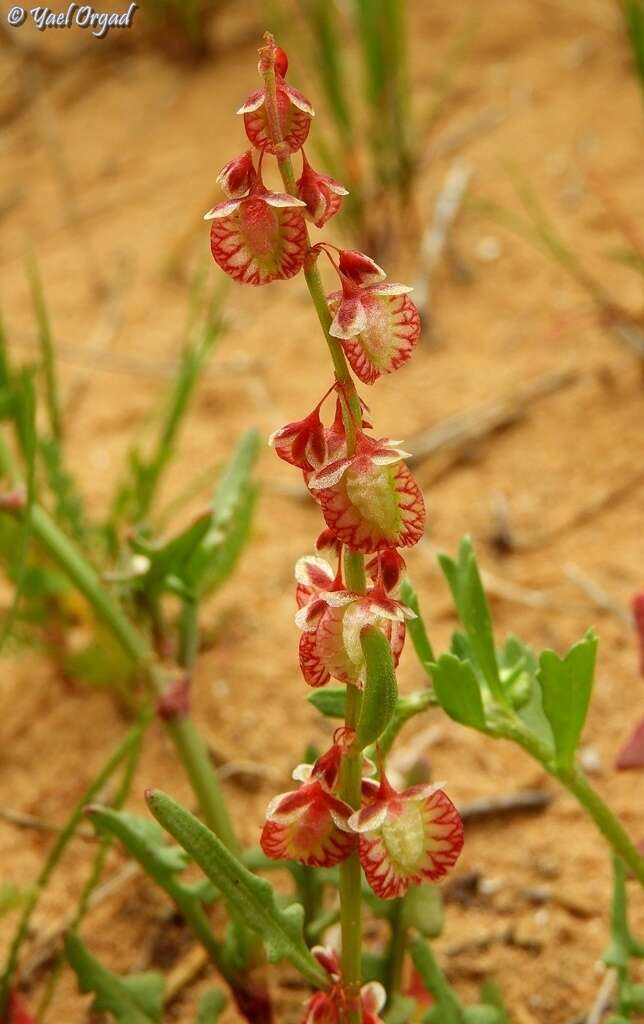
[400,578,435,671]
[87,807,225,973]
[185,429,260,596]
[65,932,164,1023]
[27,253,62,444]
[463,1007,505,1024]
[369,688,436,761]
[430,654,487,730]
[356,625,398,748]
[385,994,417,1024]
[538,630,597,774]
[499,635,553,748]
[438,538,504,704]
[307,686,347,718]
[195,988,227,1023]
[410,936,463,1024]
[145,790,329,990]
[134,513,212,596]
[0,884,35,918]
[479,979,510,1024]
[402,884,443,938]
[361,951,387,984]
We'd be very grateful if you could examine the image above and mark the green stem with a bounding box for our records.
[506,722,644,887]
[179,598,199,669]
[165,714,240,856]
[36,723,145,1022]
[28,503,148,664]
[339,685,364,1023]
[562,770,644,888]
[263,48,368,1016]
[2,500,237,848]
[384,897,407,1005]
[0,723,145,1016]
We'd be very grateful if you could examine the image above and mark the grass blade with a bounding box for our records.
[0,724,146,1015]
[26,254,62,444]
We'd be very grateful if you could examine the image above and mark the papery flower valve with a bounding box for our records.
[206,171,307,285]
[240,40,314,158]
[294,552,413,688]
[349,765,464,899]
[327,250,421,384]
[260,736,356,867]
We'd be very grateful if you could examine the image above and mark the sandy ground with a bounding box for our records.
[1,0,643,1020]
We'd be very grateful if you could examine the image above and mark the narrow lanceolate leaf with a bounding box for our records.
[538,630,598,774]
[145,790,329,990]
[86,808,223,971]
[430,654,487,730]
[409,936,463,1024]
[65,933,164,1024]
[400,578,436,673]
[356,626,398,749]
[307,684,347,718]
[184,429,260,596]
[438,538,504,705]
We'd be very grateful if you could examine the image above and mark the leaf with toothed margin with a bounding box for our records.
[430,654,487,731]
[145,790,329,990]
[438,537,503,703]
[65,932,164,1023]
[87,808,218,904]
[537,630,597,774]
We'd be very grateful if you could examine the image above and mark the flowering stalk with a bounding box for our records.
[209,34,463,1021]
[260,50,367,1020]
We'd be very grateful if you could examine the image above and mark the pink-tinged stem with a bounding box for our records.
[262,49,365,1021]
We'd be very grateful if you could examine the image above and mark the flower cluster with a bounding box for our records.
[302,947,386,1023]
[208,32,463,1021]
[261,732,463,900]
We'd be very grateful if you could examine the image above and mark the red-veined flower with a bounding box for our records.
[205,175,307,285]
[301,948,387,1024]
[294,553,413,687]
[240,42,314,157]
[260,737,357,867]
[216,150,256,199]
[296,153,348,228]
[327,253,420,384]
[307,431,425,554]
[349,766,464,899]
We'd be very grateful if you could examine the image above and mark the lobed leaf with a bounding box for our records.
[65,932,164,1024]
[537,630,597,774]
[430,654,486,731]
[438,539,504,705]
[145,790,329,990]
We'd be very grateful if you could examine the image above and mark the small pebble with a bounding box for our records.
[475,236,503,263]
[479,876,504,896]
[212,678,230,697]
[579,746,602,775]
[534,908,550,928]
